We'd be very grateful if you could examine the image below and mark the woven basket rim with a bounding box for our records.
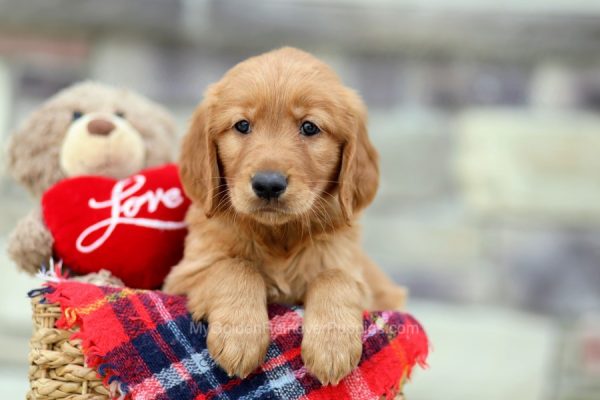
[29,295,108,400]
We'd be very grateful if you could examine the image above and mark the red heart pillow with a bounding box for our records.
[42,164,191,289]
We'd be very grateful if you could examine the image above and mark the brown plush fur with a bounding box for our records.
[7,81,177,273]
[8,81,176,197]
[6,208,54,273]
[163,48,406,385]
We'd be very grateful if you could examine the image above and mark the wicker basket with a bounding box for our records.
[29,295,108,400]
[28,295,404,400]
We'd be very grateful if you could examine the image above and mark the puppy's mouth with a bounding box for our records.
[228,177,314,225]
[242,200,299,225]
[252,202,290,215]
[257,207,279,213]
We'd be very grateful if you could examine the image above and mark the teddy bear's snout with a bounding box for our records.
[87,118,116,136]
[59,111,146,178]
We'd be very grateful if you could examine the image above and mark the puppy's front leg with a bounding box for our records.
[188,259,270,378]
[302,269,366,385]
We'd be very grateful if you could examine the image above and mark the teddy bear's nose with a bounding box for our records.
[87,118,116,136]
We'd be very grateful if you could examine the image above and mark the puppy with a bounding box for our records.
[163,47,406,385]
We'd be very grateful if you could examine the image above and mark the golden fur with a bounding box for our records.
[163,47,406,385]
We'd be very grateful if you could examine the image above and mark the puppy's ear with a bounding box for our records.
[338,93,379,222]
[179,99,220,217]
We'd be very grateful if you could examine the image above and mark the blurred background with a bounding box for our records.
[1,0,599,399]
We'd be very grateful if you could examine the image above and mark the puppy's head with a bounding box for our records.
[181,47,379,226]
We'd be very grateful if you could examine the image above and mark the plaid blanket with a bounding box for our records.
[33,281,428,400]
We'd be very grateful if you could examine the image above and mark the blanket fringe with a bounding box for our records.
[43,283,131,399]
[37,281,429,400]
[35,259,69,282]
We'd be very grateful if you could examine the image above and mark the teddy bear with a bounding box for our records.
[7,81,179,277]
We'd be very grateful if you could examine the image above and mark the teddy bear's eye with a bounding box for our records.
[72,111,84,120]
[115,111,126,119]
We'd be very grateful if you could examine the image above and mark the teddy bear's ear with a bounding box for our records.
[118,88,179,168]
[7,101,67,197]
[136,108,177,167]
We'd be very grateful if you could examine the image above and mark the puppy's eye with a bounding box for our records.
[72,111,84,120]
[300,121,320,136]
[115,111,126,119]
[234,120,251,134]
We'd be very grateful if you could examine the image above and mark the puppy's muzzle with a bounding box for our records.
[252,171,287,200]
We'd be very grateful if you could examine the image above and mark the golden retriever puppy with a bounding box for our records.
[163,47,406,385]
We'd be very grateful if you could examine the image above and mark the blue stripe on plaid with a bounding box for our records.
[248,345,306,400]
[43,281,428,400]
[147,292,230,399]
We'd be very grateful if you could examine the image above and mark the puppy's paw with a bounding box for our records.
[302,319,363,385]
[207,312,270,378]
[184,286,210,321]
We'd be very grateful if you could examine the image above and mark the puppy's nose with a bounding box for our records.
[252,171,287,200]
[87,118,116,136]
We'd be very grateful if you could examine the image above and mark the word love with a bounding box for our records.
[76,175,187,253]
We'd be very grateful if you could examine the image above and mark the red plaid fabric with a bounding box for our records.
[35,281,428,400]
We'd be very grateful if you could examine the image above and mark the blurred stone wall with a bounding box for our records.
[0,1,599,396]
[1,1,599,318]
